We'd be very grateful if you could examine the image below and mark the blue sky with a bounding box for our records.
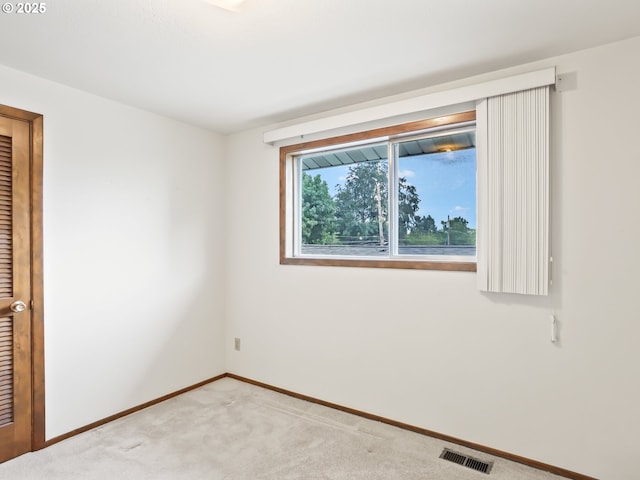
[311,148,476,228]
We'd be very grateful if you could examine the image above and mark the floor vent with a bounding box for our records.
[440,448,493,474]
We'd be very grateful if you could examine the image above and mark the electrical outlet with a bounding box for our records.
[234,337,241,351]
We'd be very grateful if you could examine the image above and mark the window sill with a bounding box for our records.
[280,256,477,272]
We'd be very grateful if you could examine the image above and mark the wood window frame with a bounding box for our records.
[279,110,477,272]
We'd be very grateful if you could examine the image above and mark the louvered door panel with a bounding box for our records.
[0,136,12,429]
[0,135,13,299]
[0,317,12,427]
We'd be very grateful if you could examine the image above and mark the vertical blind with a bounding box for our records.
[477,86,550,295]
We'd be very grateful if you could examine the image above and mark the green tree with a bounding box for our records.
[441,216,475,245]
[397,178,420,238]
[413,214,437,234]
[301,173,336,244]
[334,161,388,245]
[334,161,420,245]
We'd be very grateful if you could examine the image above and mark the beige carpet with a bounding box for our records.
[0,378,567,479]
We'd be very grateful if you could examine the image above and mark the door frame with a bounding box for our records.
[0,104,45,451]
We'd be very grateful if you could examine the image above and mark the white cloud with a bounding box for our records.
[452,205,467,212]
[398,169,415,178]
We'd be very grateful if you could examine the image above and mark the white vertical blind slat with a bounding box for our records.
[478,86,549,295]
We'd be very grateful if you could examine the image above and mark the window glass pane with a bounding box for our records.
[283,111,477,269]
[299,142,389,256]
[396,130,476,257]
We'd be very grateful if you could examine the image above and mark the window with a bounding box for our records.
[281,111,477,271]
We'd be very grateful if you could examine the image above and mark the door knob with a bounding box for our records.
[10,301,27,313]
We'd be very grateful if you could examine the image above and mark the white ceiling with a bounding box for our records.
[1,0,639,133]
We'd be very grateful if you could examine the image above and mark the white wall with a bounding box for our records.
[0,65,227,439]
[225,36,640,480]
[2,34,638,479]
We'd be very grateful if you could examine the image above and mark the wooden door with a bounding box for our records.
[0,115,33,462]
